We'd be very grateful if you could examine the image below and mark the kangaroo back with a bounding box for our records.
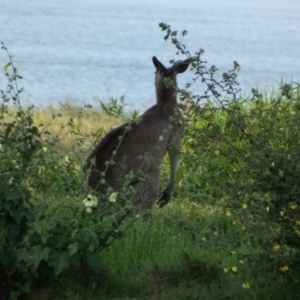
[84,123,127,190]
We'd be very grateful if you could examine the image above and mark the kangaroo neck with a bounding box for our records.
[156,87,177,107]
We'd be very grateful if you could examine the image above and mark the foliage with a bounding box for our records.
[0,41,135,299]
[159,23,300,277]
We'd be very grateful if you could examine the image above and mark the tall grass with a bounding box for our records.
[32,102,120,152]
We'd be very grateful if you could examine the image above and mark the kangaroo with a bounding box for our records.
[84,56,190,215]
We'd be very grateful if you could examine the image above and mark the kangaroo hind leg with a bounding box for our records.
[133,160,160,219]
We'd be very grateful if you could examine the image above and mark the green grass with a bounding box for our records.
[27,197,299,300]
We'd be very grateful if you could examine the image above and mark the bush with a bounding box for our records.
[159,23,300,276]
[0,41,135,299]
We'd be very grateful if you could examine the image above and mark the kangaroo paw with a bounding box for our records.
[158,190,170,207]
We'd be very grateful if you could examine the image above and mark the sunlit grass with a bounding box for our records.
[32,101,120,151]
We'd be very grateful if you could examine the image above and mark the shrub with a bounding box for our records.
[0,41,134,299]
[159,23,300,275]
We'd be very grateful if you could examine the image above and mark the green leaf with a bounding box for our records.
[31,246,50,269]
[17,246,50,270]
[69,252,81,266]
[49,250,70,275]
[68,243,78,256]
[86,252,102,274]
[16,249,31,263]
[9,290,21,300]
[19,281,31,293]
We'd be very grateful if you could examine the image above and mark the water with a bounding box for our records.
[1,0,300,110]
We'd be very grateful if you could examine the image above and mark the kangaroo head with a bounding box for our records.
[152,57,190,104]
[152,56,190,80]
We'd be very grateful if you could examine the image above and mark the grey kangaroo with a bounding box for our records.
[84,56,190,215]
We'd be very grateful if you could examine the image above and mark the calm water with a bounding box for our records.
[1,0,300,110]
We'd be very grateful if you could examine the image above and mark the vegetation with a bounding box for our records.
[1,24,300,299]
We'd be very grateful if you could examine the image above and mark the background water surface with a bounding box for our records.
[1,0,300,109]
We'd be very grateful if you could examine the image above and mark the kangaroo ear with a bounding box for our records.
[175,58,190,74]
[152,56,166,73]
